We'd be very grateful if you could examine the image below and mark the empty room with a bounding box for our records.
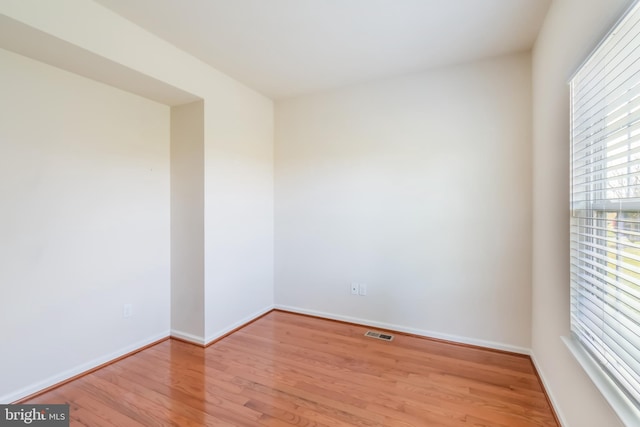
[1,0,639,426]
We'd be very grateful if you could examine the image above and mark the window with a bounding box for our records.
[570,0,640,416]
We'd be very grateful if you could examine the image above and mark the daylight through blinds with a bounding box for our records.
[570,1,640,407]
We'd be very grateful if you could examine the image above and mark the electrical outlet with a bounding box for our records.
[123,303,133,318]
[351,282,359,295]
[359,283,367,296]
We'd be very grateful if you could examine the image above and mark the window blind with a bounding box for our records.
[570,1,640,408]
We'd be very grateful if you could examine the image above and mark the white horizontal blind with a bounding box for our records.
[570,1,640,408]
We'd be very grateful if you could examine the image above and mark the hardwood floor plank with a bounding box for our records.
[22,311,558,426]
[73,396,148,427]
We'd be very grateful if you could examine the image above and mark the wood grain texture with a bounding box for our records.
[25,311,559,426]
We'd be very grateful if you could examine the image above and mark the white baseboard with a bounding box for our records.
[204,304,274,345]
[3,307,532,406]
[170,329,206,346]
[275,304,530,355]
[1,330,170,404]
[530,351,567,427]
[3,307,276,404]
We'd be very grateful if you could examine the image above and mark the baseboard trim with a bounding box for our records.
[6,332,170,404]
[530,351,566,427]
[169,305,276,348]
[204,305,275,347]
[274,304,531,356]
[8,307,559,426]
[275,307,563,424]
[169,329,206,347]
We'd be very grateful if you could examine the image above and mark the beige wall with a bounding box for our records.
[0,48,170,402]
[531,0,635,426]
[275,52,533,352]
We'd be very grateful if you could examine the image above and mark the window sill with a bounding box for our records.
[562,336,640,427]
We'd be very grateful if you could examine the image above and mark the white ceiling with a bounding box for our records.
[94,0,551,100]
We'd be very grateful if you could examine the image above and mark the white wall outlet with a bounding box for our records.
[359,283,367,296]
[351,282,359,295]
[123,303,133,318]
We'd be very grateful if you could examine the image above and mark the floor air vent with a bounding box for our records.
[364,331,394,341]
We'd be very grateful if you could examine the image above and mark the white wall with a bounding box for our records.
[275,53,532,351]
[204,88,275,342]
[0,48,170,402]
[0,0,274,401]
[531,1,635,426]
[171,100,205,341]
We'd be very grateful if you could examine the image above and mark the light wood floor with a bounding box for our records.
[26,311,558,426]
